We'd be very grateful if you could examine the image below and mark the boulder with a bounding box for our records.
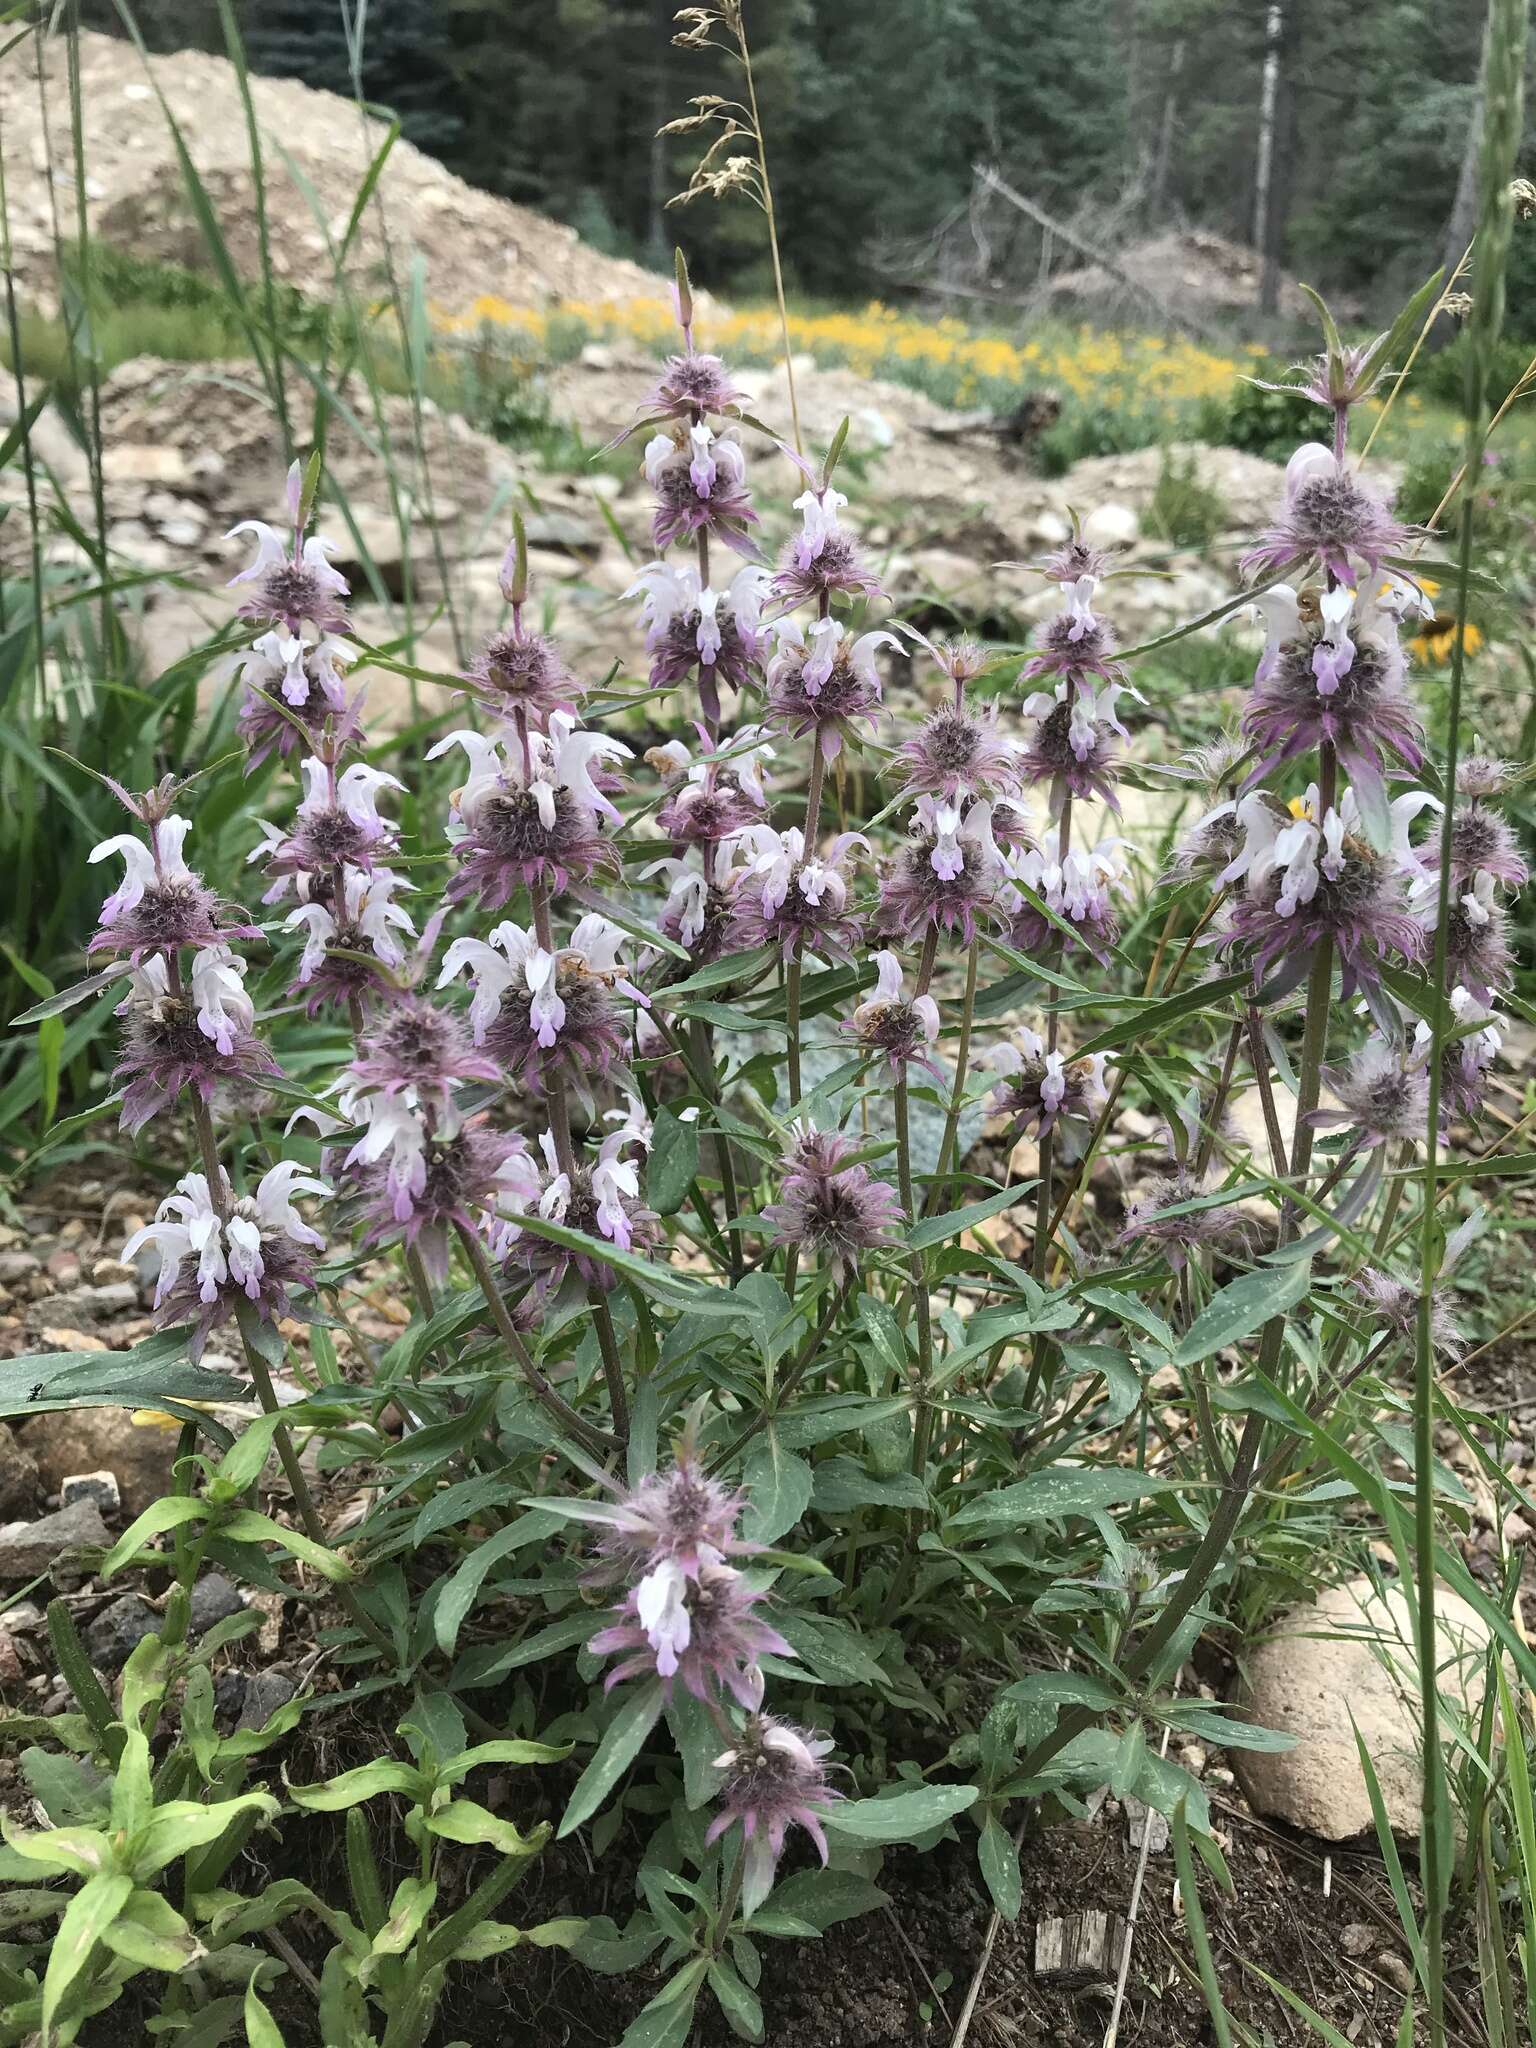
[1235,1575,1498,1841]
[1081,502,1139,549]
[20,1406,179,1520]
[0,1423,40,1520]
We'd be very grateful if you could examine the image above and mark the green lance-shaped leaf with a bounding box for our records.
[1167,1258,1313,1370]
[42,1871,133,2041]
[288,1760,427,1813]
[824,1783,979,1846]
[559,1680,666,1838]
[244,1983,289,2048]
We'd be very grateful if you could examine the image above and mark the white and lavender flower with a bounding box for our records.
[1242,443,1412,584]
[644,420,759,557]
[764,618,900,762]
[841,950,942,1077]
[113,947,280,1134]
[439,913,648,1095]
[1018,677,1131,813]
[704,1715,842,1918]
[878,795,1004,945]
[497,1123,663,1295]
[1222,787,1432,998]
[232,627,360,765]
[286,865,416,1015]
[226,462,351,638]
[728,824,867,962]
[592,1560,791,1709]
[761,1125,904,1277]
[429,713,629,908]
[771,476,882,608]
[123,1160,327,1358]
[1413,986,1505,1120]
[1242,581,1425,809]
[345,1087,537,1283]
[649,721,774,846]
[1003,825,1128,963]
[90,810,254,961]
[627,560,771,719]
[1022,573,1124,688]
[981,1026,1110,1145]
[256,757,404,880]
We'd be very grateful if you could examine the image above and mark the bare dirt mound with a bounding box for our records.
[1048,227,1312,323]
[1,29,666,317]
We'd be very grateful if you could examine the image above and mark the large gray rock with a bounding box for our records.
[0,1498,111,1578]
[1236,1576,1498,1841]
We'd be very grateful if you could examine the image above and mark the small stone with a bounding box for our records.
[1375,1954,1414,1996]
[188,1573,244,1638]
[0,1497,110,1577]
[0,1600,43,1632]
[83,1593,159,1672]
[1341,1924,1373,1957]
[61,1471,121,1519]
[1124,1797,1169,1854]
[89,1258,137,1289]
[238,1671,297,1731]
[0,1253,39,1284]
[101,444,193,488]
[39,1328,108,1353]
[213,1671,248,1721]
[1502,1510,1532,1546]
[27,1284,139,1330]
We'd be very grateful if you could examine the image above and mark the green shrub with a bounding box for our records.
[1146,449,1228,550]
[1411,329,1533,413]
[1213,369,1320,462]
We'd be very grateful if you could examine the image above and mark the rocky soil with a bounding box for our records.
[5,339,1286,740]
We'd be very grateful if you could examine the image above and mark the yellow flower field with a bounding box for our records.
[437,293,1249,422]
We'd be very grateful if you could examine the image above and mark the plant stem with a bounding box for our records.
[1416,235,1498,2048]
[707,1280,848,1472]
[590,1293,631,1445]
[734,12,801,456]
[1192,1019,1244,1179]
[454,1221,619,1457]
[1244,1008,1290,1179]
[924,939,979,1216]
[1015,823,1341,1784]
[712,1834,748,1954]
[690,1014,743,1281]
[896,1073,935,1475]
[786,746,828,1108]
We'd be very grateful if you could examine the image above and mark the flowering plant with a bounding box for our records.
[11,227,1532,2044]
